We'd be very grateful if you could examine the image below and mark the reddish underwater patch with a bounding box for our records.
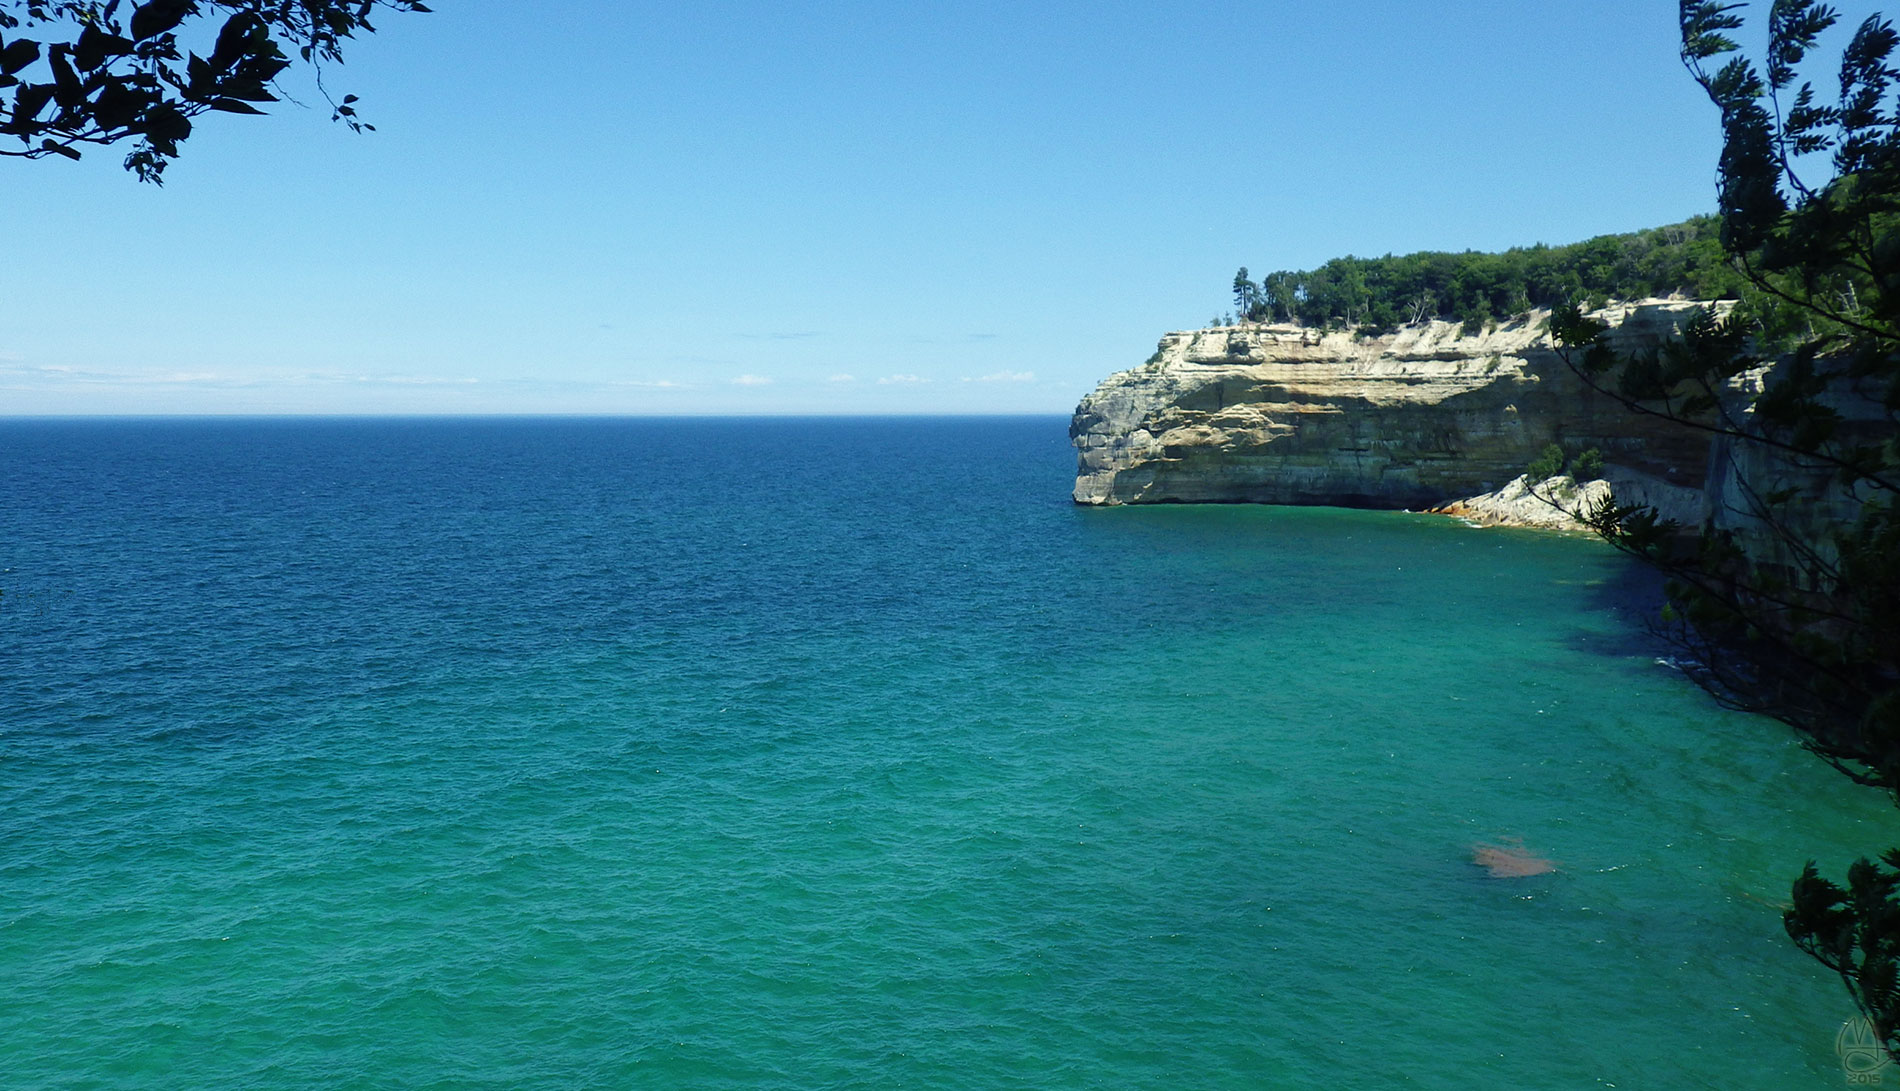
[1471,840,1556,878]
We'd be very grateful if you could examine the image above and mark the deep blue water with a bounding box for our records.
[1,416,1890,1088]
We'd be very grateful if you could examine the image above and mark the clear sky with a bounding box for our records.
[3,0,1734,415]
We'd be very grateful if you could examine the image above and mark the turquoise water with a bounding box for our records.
[1,417,1889,1088]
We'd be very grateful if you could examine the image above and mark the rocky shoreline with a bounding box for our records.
[1070,301,1719,532]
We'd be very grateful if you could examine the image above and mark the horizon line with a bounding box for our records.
[0,410,1076,421]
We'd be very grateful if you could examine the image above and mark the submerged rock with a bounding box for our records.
[1471,841,1557,878]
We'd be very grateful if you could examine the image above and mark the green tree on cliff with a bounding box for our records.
[0,0,429,182]
[1549,0,1900,1058]
[1261,269,1302,324]
[1232,268,1259,322]
[1229,220,1747,332]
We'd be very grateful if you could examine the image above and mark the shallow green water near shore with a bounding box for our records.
[2,417,1888,1088]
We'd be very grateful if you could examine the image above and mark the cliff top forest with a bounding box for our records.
[1227,215,1750,335]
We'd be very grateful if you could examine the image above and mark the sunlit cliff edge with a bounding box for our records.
[1069,301,1717,527]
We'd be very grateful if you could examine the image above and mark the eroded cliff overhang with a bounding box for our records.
[1070,301,1718,509]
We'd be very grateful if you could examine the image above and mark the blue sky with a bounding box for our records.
[3,0,1730,415]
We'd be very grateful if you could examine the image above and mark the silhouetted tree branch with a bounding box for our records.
[0,0,429,182]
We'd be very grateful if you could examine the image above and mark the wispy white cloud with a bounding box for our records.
[730,374,773,386]
[0,363,82,378]
[827,373,856,383]
[964,370,1036,383]
[352,375,480,386]
[15,366,256,387]
[876,373,928,385]
[2,364,502,389]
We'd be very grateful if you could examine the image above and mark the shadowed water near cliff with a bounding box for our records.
[0,417,1885,1088]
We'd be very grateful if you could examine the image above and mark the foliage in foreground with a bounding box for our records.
[1550,0,1900,1059]
[0,0,429,182]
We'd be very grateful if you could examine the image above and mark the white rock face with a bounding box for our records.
[1071,301,1719,519]
[1429,467,1705,531]
[1431,474,1612,530]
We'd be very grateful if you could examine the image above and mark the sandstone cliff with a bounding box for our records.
[1427,468,1704,530]
[1071,301,1717,518]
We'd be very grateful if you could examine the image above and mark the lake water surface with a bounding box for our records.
[1,416,1886,1088]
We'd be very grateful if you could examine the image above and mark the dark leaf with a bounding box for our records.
[45,44,80,107]
[0,37,38,75]
[1768,0,1840,89]
[210,12,258,68]
[184,51,211,97]
[73,23,134,71]
[9,80,54,127]
[129,0,194,44]
[1683,1,1748,61]
[91,81,146,129]
[141,101,189,142]
[217,78,275,102]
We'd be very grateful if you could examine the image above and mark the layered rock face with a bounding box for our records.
[1071,301,1716,510]
[1701,374,1887,568]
